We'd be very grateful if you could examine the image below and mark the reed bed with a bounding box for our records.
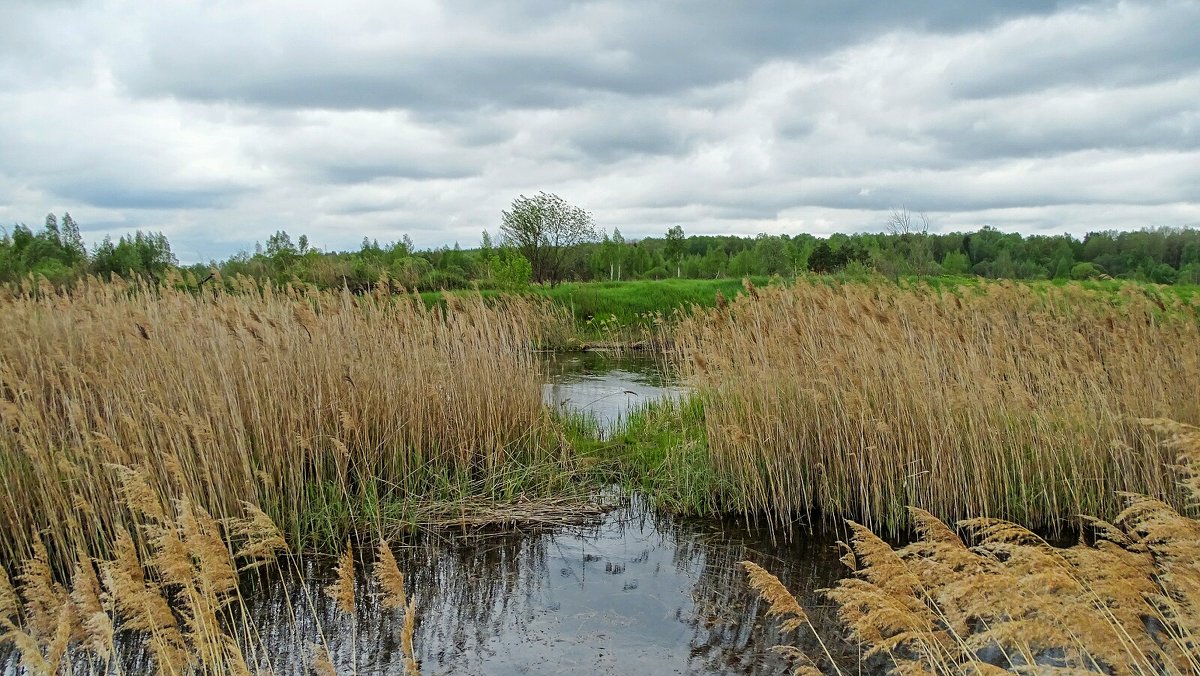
[677,279,1200,532]
[746,418,1200,674]
[0,277,573,568]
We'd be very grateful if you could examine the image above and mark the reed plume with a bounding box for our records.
[327,540,356,615]
[749,418,1200,673]
[0,282,572,569]
[375,539,407,610]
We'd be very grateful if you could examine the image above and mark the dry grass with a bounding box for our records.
[0,276,574,569]
[678,279,1200,532]
[747,419,1200,674]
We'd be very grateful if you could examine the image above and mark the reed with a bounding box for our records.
[0,463,424,674]
[0,277,573,568]
[677,279,1200,532]
[747,418,1200,673]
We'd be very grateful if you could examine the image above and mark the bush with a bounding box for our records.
[1070,262,1105,280]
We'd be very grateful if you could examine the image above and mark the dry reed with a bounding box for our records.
[0,464,423,674]
[748,419,1200,674]
[0,277,572,568]
[678,279,1200,532]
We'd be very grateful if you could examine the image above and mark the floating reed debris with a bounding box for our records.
[679,279,1200,532]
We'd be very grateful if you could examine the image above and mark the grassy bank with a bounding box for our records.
[421,276,773,343]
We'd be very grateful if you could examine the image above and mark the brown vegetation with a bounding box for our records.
[747,419,1200,674]
[0,277,573,568]
[678,279,1200,532]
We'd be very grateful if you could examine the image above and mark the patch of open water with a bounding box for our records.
[31,352,859,675]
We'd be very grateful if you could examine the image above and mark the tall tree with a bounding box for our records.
[500,192,596,286]
[665,225,686,277]
[60,212,85,263]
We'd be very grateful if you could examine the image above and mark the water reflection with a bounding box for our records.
[541,351,687,435]
[25,353,858,674]
[240,495,852,675]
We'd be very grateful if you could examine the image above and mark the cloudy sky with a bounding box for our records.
[1,1,1197,262]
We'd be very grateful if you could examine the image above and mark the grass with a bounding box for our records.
[675,277,1200,534]
[422,276,775,343]
[0,465,423,674]
[562,395,728,514]
[746,418,1200,674]
[2,271,1200,671]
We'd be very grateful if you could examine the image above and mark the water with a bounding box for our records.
[541,351,688,436]
[30,353,857,675]
[254,353,854,674]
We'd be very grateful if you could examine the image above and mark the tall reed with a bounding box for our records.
[0,277,572,568]
[677,279,1200,532]
[747,418,1200,673]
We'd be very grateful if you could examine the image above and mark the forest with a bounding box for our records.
[4,210,1200,290]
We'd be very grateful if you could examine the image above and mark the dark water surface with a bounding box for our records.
[260,353,853,674]
[25,353,857,675]
[237,495,852,675]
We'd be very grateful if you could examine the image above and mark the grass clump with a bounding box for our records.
[677,278,1200,533]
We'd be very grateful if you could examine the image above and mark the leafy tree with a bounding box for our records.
[500,192,596,286]
[665,225,686,277]
[61,213,85,264]
[941,251,971,276]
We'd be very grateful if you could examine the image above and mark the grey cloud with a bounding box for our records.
[945,1,1200,100]
[50,180,247,211]
[0,0,1198,262]
[110,1,1067,113]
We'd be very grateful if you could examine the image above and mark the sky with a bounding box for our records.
[1,1,1198,263]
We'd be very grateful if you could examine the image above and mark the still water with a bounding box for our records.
[541,350,687,436]
[40,353,855,675]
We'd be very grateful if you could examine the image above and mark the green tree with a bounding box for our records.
[665,225,686,277]
[501,192,596,286]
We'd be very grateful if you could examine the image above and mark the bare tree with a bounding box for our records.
[885,206,937,277]
[500,192,596,286]
[886,206,930,236]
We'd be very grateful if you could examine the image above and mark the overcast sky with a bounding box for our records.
[1,1,1198,262]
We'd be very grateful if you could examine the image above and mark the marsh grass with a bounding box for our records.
[747,418,1200,674]
[0,277,576,569]
[678,279,1200,533]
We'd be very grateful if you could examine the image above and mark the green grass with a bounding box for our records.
[420,275,1200,332]
[560,395,729,514]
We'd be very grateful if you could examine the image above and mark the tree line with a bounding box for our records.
[5,195,1200,291]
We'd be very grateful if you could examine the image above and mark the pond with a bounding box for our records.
[541,350,688,436]
[35,353,857,675]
